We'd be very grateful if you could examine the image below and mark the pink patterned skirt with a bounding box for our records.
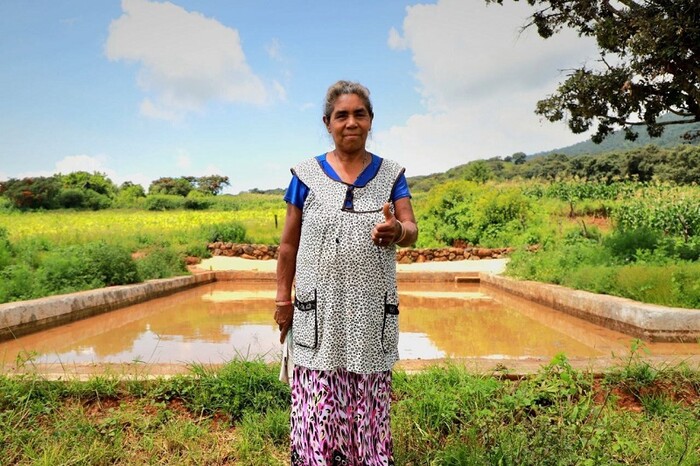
[290,365,395,466]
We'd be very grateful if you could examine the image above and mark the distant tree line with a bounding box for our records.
[0,172,230,210]
[408,145,700,192]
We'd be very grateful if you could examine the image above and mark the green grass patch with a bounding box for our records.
[1,357,697,465]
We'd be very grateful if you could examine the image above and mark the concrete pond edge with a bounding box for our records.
[480,274,700,343]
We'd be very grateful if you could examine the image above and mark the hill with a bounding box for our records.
[532,118,700,158]
[406,119,700,192]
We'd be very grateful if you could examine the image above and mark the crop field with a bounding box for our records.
[0,206,286,248]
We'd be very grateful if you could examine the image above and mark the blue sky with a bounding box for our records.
[0,0,597,193]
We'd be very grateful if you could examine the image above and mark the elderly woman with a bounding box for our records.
[275,80,418,466]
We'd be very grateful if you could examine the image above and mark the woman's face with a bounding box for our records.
[326,93,372,154]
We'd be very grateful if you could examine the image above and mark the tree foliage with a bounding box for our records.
[0,176,62,209]
[148,175,230,196]
[61,171,116,197]
[488,0,700,143]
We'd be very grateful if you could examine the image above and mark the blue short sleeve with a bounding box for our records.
[391,172,411,201]
[283,174,308,210]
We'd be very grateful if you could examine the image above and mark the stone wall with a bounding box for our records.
[207,242,513,262]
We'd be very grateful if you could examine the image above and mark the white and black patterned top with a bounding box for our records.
[291,156,404,374]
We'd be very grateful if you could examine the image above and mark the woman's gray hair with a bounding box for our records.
[323,80,374,121]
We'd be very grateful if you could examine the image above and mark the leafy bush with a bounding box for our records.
[36,251,103,295]
[0,264,36,302]
[135,246,187,280]
[0,197,14,212]
[204,221,248,243]
[658,236,700,261]
[506,238,610,285]
[80,190,112,210]
[35,242,138,296]
[144,195,185,211]
[80,242,139,286]
[56,188,86,209]
[416,181,532,247]
[56,189,112,210]
[603,227,661,262]
[0,227,11,270]
[183,196,212,210]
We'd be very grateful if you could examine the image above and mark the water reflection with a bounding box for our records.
[0,281,697,367]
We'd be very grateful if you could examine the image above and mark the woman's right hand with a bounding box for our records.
[274,303,294,344]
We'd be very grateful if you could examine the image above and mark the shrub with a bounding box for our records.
[56,189,112,210]
[0,264,36,302]
[416,181,532,247]
[80,242,139,286]
[56,188,86,209]
[183,197,212,210]
[0,197,14,211]
[0,227,11,270]
[658,236,700,261]
[36,251,103,296]
[135,246,187,280]
[144,195,184,211]
[506,239,609,285]
[204,221,248,243]
[80,190,112,210]
[34,242,138,297]
[604,227,661,262]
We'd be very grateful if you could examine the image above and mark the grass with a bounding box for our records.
[1,354,698,465]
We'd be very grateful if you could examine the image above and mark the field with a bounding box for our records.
[0,197,286,248]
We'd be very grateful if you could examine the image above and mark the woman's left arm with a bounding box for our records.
[392,197,418,247]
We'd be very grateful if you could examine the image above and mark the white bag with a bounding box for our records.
[278,329,294,386]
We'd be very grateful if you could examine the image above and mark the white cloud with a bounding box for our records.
[382,0,599,175]
[140,98,182,122]
[387,27,406,50]
[4,155,116,181]
[55,154,111,174]
[105,0,269,121]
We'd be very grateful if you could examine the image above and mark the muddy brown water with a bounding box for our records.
[1,281,697,370]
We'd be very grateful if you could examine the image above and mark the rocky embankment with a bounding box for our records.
[207,242,513,263]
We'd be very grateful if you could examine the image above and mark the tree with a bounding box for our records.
[464,161,493,184]
[61,171,116,197]
[488,1,700,143]
[148,175,230,196]
[195,175,230,195]
[0,176,62,209]
[148,177,193,196]
[511,152,527,165]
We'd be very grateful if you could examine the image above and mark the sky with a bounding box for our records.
[0,0,598,194]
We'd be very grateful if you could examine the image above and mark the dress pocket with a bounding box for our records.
[381,293,400,354]
[293,289,318,349]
